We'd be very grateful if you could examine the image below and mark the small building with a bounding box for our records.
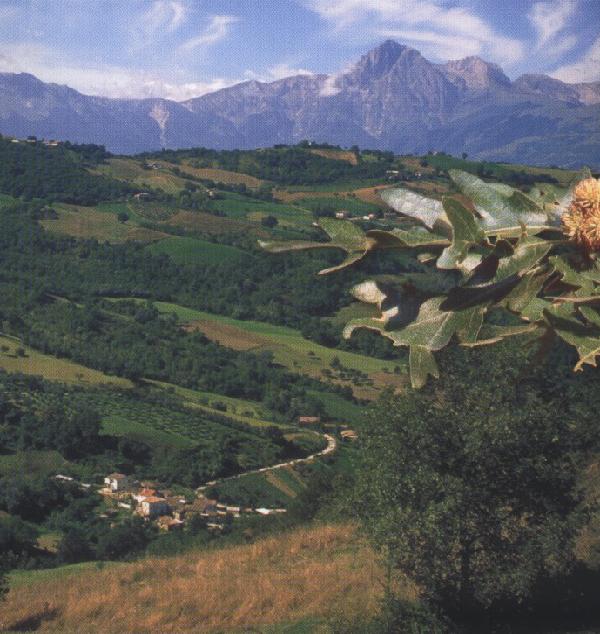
[132,487,159,503]
[133,192,150,200]
[157,516,184,532]
[341,429,358,441]
[139,496,170,519]
[104,473,130,492]
[335,210,349,219]
[298,416,321,426]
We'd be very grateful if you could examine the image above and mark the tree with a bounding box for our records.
[117,211,129,223]
[260,215,278,228]
[354,341,595,622]
[56,527,93,564]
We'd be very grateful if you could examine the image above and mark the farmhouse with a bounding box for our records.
[139,496,170,519]
[335,210,349,219]
[340,429,358,441]
[132,487,160,503]
[298,416,321,426]
[104,473,130,492]
[157,516,184,532]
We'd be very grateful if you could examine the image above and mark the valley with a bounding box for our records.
[1,132,599,632]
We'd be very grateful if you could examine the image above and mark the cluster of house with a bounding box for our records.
[333,210,378,221]
[10,135,60,146]
[101,473,284,532]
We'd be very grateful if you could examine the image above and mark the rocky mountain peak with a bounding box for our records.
[442,55,511,91]
[351,40,411,80]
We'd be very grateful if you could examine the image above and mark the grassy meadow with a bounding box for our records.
[0,335,133,388]
[1,524,407,633]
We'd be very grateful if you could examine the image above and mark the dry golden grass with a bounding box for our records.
[166,210,263,237]
[182,320,267,350]
[179,163,265,188]
[1,524,413,633]
[309,149,358,165]
[351,185,392,207]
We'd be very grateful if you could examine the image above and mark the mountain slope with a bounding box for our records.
[0,40,598,167]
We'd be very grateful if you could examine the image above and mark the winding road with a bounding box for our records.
[196,431,337,495]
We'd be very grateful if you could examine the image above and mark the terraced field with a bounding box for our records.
[92,158,190,194]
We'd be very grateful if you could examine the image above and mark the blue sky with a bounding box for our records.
[0,0,598,100]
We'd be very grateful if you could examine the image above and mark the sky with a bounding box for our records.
[0,0,598,101]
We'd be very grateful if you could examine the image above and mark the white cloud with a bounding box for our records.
[0,42,236,100]
[244,62,314,83]
[528,1,576,47]
[551,35,600,83]
[178,14,238,53]
[528,1,578,59]
[142,0,188,35]
[304,0,525,67]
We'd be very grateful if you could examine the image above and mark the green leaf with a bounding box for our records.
[259,239,338,253]
[448,170,549,231]
[409,345,439,389]
[548,255,593,290]
[437,197,489,271]
[384,298,486,351]
[494,237,552,282]
[502,268,553,314]
[380,187,448,229]
[260,219,374,275]
[349,279,421,328]
[367,228,449,249]
[461,324,538,347]
[544,303,600,370]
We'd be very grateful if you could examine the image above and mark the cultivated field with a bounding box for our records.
[0,335,133,388]
[126,300,403,399]
[147,236,249,266]
[309,148,359,165]
[41,204,169,243]
[179,162,266,187]
[2,524,412,633]
[92,158,191,194]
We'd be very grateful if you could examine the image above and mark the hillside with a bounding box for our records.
[0,524,405,633]
[0,41,599,167]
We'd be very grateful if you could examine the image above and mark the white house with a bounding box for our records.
[104,473,130,492]
[140,496,170,519]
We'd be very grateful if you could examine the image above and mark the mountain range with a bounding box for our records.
[1,40,599,167]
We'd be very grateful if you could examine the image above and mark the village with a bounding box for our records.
[53,427,342,535]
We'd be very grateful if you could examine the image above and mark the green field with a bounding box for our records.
[0,450,68,477]
[93,158,190,194]
[297,196,380,216]
[308,391,364,424]
[211,192,314,228]
[147,236,249,266]
[0,334,133,388]
[146,380,287,429]
[100,414,193,449]
[113,300,403,399]
[9,561,122,589]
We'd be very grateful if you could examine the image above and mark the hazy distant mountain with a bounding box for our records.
[1,40,599,167]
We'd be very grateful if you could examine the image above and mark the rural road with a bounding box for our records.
[196,431,337,495]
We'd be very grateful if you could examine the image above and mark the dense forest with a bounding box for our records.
[0,137,132,204]
[141,145,395,184]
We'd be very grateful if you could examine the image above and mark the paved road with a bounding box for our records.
[196,431,337,494]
